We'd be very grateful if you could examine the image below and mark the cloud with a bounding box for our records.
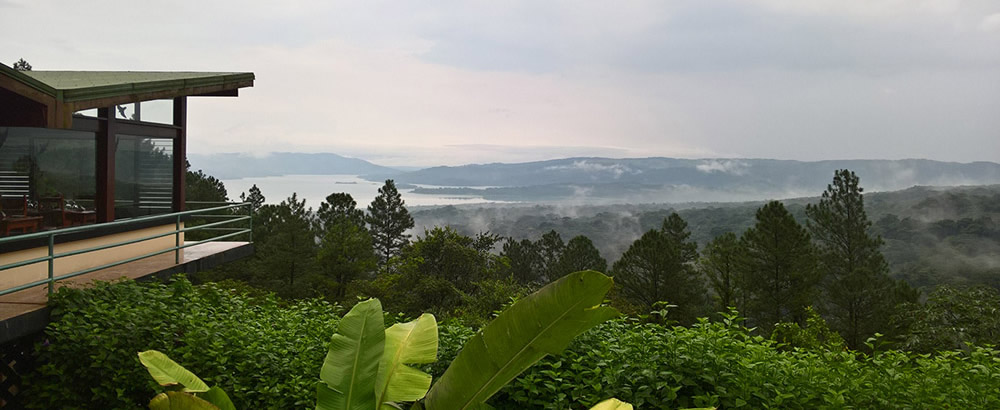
[544,161,642,179]
[696,160,750,176]
[2,0,998,167]
[981,13,1000,32]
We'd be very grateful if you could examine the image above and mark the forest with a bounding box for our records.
[21,167,1000,409]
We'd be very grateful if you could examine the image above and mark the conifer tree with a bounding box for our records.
[500,238,544,284]
[253,194,316,294]
[366,180,414,268]
[556,235,607,276]
[806,169,906,348]
[740,201,818,331]
[612,212,704,322]
[317,192,365,231]
[700,232,746,313]
[13,58,31,71]
[239,184,265,212]
[536,230,566,281]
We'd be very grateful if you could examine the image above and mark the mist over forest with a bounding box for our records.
[412,184,1000,290]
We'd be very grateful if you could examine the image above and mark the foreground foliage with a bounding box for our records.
[481,314,1000,409]
[24,278,342,409]
[25,278,1000,409]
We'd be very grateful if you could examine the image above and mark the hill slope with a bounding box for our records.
[188,152,399,179]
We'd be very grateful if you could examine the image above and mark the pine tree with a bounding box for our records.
[13,58,31,71]
[806,169,907,348]
[700,232,746,313]
[612,212,704,323]
[253,194,316,295]
[317,192,365,232]
[740,201,818,331]
[536,230,566,281]
[556,235,607,276]
[500,238,544,285]
[239,184,265,212]
[316,219,376,300]
[366,180,414,269]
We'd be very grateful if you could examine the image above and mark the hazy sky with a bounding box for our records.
[3,0,999,166]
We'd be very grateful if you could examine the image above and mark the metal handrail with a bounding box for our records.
[0,202,252,296]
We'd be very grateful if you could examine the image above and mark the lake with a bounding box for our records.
[221,174,511,208]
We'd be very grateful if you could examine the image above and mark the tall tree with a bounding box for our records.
[366,180,414,269]
[316,192,365,232]
[556,235,607,276]
[253,194,316,295]
[535,230,566,281]
[741,201,818,331]
[612,212,704,323]
[500,238,543,285]
[239,184,265,212]
[700,232,746,314]
[185,160,228,203]
[806,169,906,348]
[316,219,377,301]
[13,58,31,71]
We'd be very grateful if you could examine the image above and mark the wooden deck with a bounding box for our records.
[0,241,253,343]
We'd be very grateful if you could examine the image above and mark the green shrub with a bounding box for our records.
[491,315,1000,409]
[24,277,342,410]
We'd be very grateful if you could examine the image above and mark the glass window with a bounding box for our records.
[74,108,98,118]
[115,135,173,219]
[115,103,138,121]
[112,100,174,124]
[136,100,174,124]
[0,127,97,237]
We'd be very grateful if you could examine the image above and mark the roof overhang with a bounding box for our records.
[0,64,254,128]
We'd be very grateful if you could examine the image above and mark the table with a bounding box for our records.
[1,216,43,236]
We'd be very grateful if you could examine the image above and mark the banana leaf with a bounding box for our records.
[424,270,618,409]
[590,398,633,410]
[138,350,210,393]
[376,313,438,409]
[316,299,386,410]
[148,391,219,410]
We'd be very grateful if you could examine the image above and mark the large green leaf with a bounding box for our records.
[375,313,438,409]
[198,386,236,410]
[316,298,386,410]
[424,270,618,410]
[148,391,220,410]
[590,398,633,410]
[138,350,210,393]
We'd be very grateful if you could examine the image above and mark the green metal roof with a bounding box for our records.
[0,63,253,103]
[26,71,254,102]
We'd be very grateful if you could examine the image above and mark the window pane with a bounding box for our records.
[115,135,173,219]
[137,100,174,124]
[1,127,97,237]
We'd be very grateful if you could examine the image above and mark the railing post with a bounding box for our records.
[175,214,181,264]
[47,234,55,295]
[248,203,253,243]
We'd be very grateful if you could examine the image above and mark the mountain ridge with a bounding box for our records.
[188,152,399,179]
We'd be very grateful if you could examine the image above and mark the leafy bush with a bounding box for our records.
[491,314,1000,409]
[24,277,341,409]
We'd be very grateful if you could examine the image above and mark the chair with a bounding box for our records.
[1,194,43,236]
[39,196,69,228]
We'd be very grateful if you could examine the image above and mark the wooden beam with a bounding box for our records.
[172,97,187,212]
[95,107,117,222]
[68,81,253,112]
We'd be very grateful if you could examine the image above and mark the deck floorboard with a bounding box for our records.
[0,241,249,325]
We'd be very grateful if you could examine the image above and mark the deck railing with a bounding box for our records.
[0,202,252,296]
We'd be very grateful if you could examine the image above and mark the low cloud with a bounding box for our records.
[980,13,1000,32]
[696,160,749,175]
[544,160,642,178]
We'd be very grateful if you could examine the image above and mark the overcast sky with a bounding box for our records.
[3,0,999,166]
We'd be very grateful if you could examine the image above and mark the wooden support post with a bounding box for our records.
[95,108,117,222]
[172,97,187,212]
